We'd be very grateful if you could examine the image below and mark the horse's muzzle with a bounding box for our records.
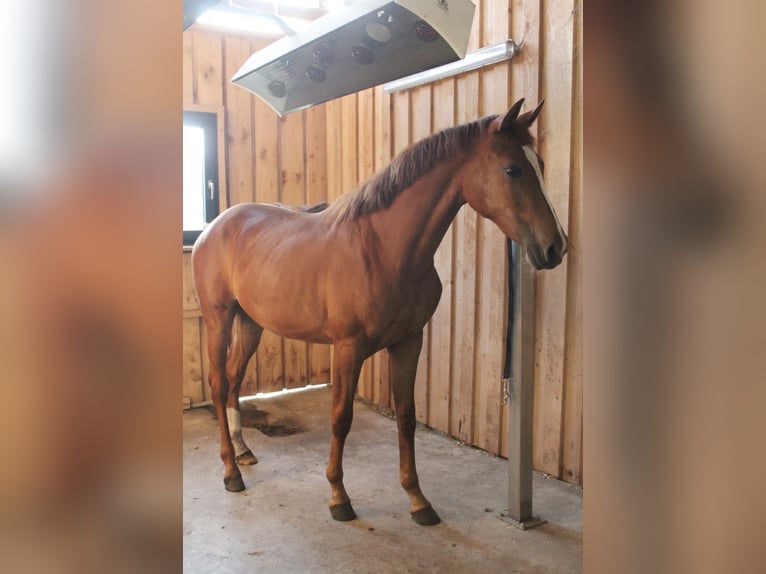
[528,234,568,270]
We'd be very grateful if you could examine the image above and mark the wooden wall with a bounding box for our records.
[182,0,583,486]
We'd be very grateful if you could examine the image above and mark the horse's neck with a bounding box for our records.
[368,164,464,275]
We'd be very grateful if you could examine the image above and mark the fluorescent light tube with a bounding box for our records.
[383,39,520,93]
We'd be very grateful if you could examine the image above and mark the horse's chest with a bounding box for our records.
[364,269,442,343]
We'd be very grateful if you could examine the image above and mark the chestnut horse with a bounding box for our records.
[192,98,567,526]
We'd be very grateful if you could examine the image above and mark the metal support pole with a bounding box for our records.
[500,242,545,529]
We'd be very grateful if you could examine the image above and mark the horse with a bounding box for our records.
[191,98,568,526]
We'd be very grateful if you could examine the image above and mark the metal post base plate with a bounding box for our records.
[498,512,547,530]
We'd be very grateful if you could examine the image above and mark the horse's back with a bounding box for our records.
[192,203,308,299]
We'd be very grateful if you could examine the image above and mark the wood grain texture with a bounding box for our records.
[450,69,480,443]
[340,94,359,196]
[325,99,343,201]
[192,31,222,106]
[306,104,328,203]
[183,252,199,311]
[561,0,583,484]
[532,0,575,477]
[183,32,194,105]
[183,318,205,405]
[223,36,254,206]
[279,111,306,205]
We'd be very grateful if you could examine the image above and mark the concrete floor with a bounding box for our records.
[183,386,582,573]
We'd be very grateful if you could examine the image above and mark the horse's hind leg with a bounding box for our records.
[200,300,245,492]
[388,331,441,526]
[225,309,263,466]
[326,341,364,521]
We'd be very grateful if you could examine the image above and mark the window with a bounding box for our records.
[183,111,220,246]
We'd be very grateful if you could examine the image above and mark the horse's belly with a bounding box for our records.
[235,282,333,344]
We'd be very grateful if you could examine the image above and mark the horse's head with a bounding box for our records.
[462,99,568,270]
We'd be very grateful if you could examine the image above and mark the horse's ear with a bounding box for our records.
[499,98,525,132]
[519,100,544,127]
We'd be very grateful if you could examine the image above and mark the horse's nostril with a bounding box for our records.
[546,243,560,264]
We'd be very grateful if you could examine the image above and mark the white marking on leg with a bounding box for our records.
[522,145,566,241]
[226,407,250,457]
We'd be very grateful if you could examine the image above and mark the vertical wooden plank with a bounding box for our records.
[182,252,198,311]
[533,0,575,477]
[451,205,478,443]
[501,0,543,459]
[427,79,456,434]
[183,318,205,405]
[474,0,510,456]
[280,111,306,205]
[183,32,194,105]
[325,99,343,202]
[280,111,309,389]
[373,85,391,172]
[561,0,583,485]
[282,337,308,390]
[357,89,375,182]
[193,30,223,107]
[374,349,391,409]
[223,36,254,206]
[340,94,359,196]
[306,104,332,385]
[252,61,284,392]
[410,85,431,424]
[392,91,410,156]
[306,104,328,204]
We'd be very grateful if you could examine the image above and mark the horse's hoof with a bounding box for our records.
[235,450,258,465]
[411,506,441,526]
[224,475,245,492]
[329,501,357,522]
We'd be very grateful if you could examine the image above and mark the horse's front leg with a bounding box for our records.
[326,340,364,521]
[388,331,441,525]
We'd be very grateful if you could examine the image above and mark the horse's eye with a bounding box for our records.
[504,165,521,177]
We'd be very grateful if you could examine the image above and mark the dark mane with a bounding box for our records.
[331,115,499,221]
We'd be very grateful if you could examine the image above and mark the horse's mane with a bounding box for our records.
[329,115,499,222]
